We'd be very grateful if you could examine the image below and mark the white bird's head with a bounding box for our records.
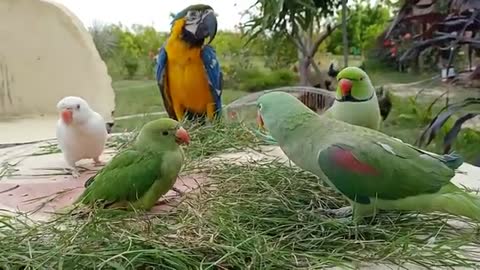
[56,96,93,125]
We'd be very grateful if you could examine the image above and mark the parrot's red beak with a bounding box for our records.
[257,110,265,130]
[61,109,73,125]
[339,78,353,96]
[175,127,190,145]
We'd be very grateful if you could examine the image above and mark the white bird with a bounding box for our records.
[56,96,108,178]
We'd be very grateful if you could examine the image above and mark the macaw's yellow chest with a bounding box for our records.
[165,40,213,114]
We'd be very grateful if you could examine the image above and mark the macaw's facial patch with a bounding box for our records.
[182,8,217,45]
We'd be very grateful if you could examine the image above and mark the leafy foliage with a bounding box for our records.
[241,0,344,85]
[243,0,342,39]
[417,98,480,154]
[235,68,298,92]
[260,33,298,69]
[327,2,391,55]
[88,23,167,80]
[88,22,299,89]
[88,21,118,59]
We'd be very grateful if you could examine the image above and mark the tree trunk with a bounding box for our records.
[299,54,311,86]
[292,21,346,86]
[342,0,349,67]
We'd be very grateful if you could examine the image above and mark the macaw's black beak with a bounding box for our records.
[196,11,217,44]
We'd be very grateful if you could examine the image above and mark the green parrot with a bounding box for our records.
[255,67,382,144]
[256,92,480,222]
[324,66,381,130]
[75,118,190,211]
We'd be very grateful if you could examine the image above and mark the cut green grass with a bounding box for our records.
[1,122,480,269]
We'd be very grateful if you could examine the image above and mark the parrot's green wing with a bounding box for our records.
[78,149,164,205]
[318,135,458,204]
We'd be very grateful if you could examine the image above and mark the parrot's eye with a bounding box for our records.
[257,103,263,110]
[359,77,364,81]
[162,131,169,136]
[188,10,199,19]
[76,104,81,109]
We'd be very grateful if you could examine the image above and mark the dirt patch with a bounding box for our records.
[0,140,208,221]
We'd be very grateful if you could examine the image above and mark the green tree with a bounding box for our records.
[327,2,391,55]
[341,0,349,66]
[88,22,119,60]
[117,29,141,78]
[214,31,245,58]
[242,0,344,85]
[132,25,166,56]
[132,25,167,78]
[261,33,297,70]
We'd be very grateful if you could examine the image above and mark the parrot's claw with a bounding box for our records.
[172,187,185,196]
[336,217,353,224]
[320,206,353,218]
[64,167,80,178]
[154,200,169,206]
[93,161,105,167]
[71,170,80,178]
[93,158,104,167]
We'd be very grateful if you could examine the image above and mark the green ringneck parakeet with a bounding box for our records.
[256,92,480,222]
[324,66,381,130]
[255,67,382,145]
[75,118,190,211]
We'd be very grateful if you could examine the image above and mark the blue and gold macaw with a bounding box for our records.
[155,4,223,123]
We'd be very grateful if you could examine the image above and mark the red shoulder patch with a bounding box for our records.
[332,148,380,176]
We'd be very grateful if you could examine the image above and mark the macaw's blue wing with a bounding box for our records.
[155,45,177,120]
[201,45,223,118]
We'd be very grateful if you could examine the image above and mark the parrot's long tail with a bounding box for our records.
[384,183,480,222]
[430,183,480,222]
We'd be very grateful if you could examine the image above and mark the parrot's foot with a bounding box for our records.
[154,200,167,206]
[352,203,377,223]
[71,169,80,178]
[92,158,105,167]
[172,187,185,196]
[65,167,80,178]
[321,206,353,218]
[336,217,354,224]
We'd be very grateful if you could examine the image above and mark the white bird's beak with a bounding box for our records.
[61,109,73,125]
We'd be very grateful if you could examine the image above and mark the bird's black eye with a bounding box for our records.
[189,10,198,18]
[359,77,364,81]
[76,104,81,109]
[162,131,169,136]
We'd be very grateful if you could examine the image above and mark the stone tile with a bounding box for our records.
[0,171,208,221]
[0,116,58,145]
[0,137,208,220]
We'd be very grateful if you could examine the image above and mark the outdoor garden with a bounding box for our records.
[1,0,480,269]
